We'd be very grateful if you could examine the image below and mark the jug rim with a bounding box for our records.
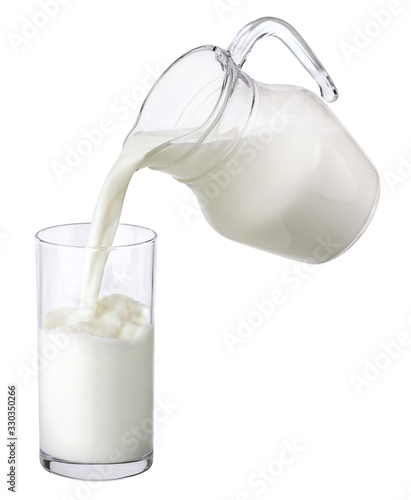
[124,44,240,147]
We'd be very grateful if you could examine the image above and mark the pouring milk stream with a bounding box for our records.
[39,17,380,465]
[79,17,379,316]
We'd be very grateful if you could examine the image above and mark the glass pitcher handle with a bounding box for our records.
[227,17,338,103]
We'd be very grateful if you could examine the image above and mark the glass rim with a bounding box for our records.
[35,222,157,250]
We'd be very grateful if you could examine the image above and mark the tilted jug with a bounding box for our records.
[125,17,380,264]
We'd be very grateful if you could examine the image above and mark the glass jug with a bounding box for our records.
[125,17,380,264]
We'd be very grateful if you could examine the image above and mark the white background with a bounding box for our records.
[2,0,411,498]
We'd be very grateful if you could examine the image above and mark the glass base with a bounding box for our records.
[39,449,153,480]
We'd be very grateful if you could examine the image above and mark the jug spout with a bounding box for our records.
[228,17,338,103]
[124,45,256,182]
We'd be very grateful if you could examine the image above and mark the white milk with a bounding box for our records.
[39,134,161,465]
[80,127,379,311]
[79,134,161,320]
[40,121,378,464]
[39,294,153,463]
[185,130,380,262]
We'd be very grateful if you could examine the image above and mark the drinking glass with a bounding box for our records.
[35,223,156,480]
